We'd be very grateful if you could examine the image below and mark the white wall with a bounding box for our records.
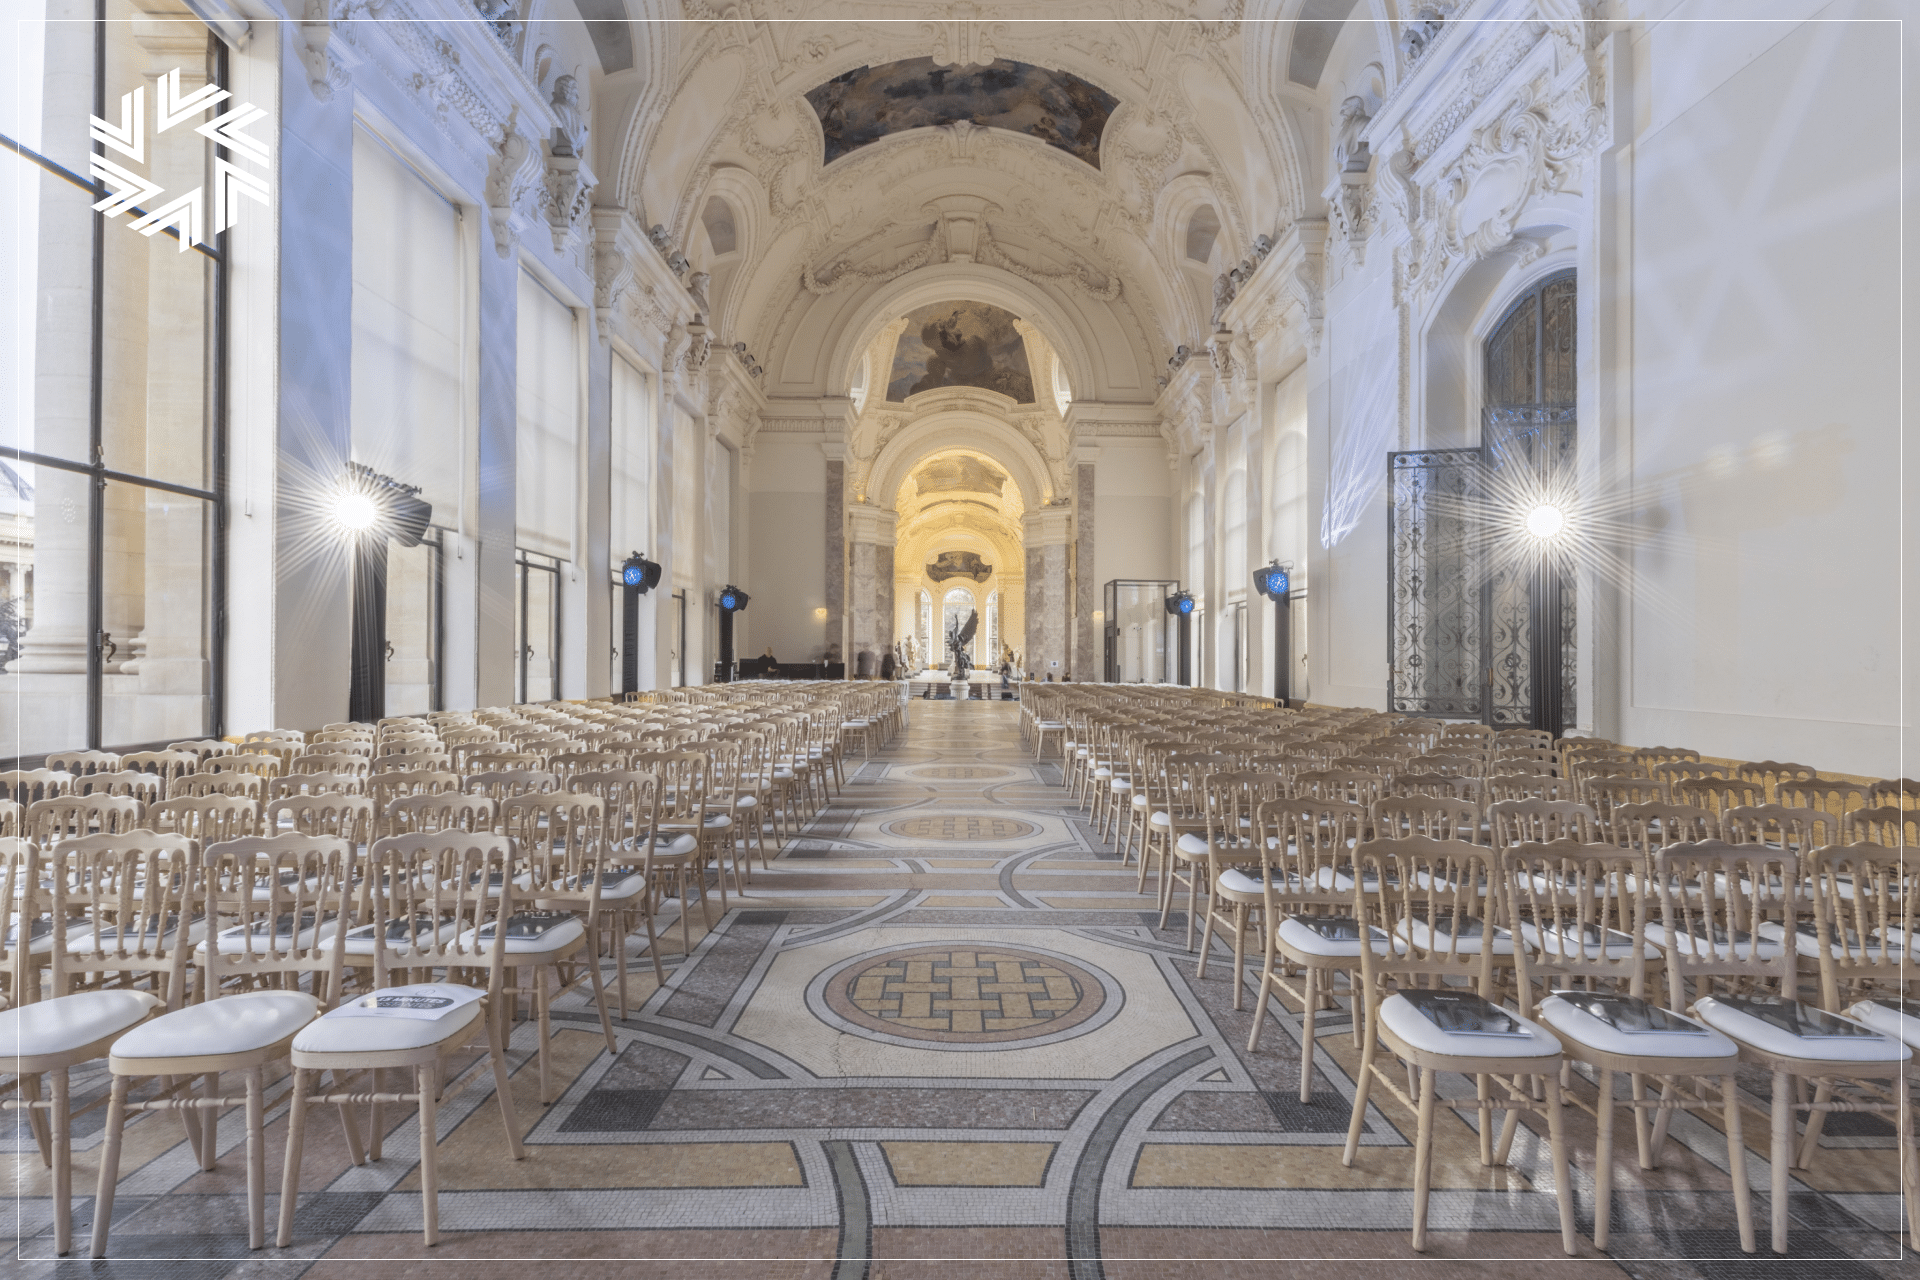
[1610,7,1902,774]
[746,436,829,662]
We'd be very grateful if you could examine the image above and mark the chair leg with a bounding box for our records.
[582,942,618,1054]
[1342,1029,1376,1166]
[1771,1067,1793,1253]
[89,1074,131,1257]
[245,1066,266,1250]
[276,1068,311,1247]
[1195,892,1218,978]
[1593,1068,1616,1250]
[1723,1072,1756,1254]
[50,1067,71,1256]
[1630,1072,1654,1168]
[534,966,553,1104]
[1545,1071,1577,1255]
[487,999,528,1160]
[418,1058,440,1247]
[22,1073,51,1167]
[1231,905,1249,1011]
[1795,1079,1833,1169]
[1297,968,1319,1102]
[1411,1064,1437,1252]
[199,1072,219,1170]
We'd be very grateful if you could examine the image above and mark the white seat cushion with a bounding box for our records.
[1756,920,1906,961]
[1378,991,1561,1058]
[112,990,320,1060]
[342,915,462,957]
[1693,995,1909,1063]
[0,989,161,1059]
[1175,832,1210,857]
[1277,913,1393,958]
[6,913,93,955]
[1846,998,1920,1050]
[458,912,586,955]
[733,793,758,809]
[294,990,485,1056]
[1396,914,1514,955]
[1643,921,1784,961]
[1537,993,1736,1060]
[842,720,870,730]
[1517,919,1647,961]
[642,832,700,858]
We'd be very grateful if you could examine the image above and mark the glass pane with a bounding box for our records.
[0,461,89,755]
[513,562,527,703]
[1485,293,1537,407]
[102,478,210,745]
[384,534,438,716]
[525,566,556,703]
[99,2,213,490]
[1542,276,1577,405]
[1110,582,1174,684]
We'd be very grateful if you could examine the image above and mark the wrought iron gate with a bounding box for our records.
[1387,448,1484,718]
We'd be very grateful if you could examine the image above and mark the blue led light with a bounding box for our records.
[1177,595,1195,615]
[623,564,644,586]
[1266,569,1289,596]
[720,591,739,610]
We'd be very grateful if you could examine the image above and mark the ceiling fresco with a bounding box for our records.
[887,302,1035,403]
[805,58,1118,169]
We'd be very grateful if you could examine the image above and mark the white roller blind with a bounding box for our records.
[611,355,652,558]
[350,127,463,515]
[515,270,578,557]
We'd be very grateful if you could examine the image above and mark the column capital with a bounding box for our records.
[1022,507,1073,547]
[848,503,897,547]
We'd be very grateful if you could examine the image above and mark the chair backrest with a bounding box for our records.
[547,751,630,787]
[51,829,201,1007]
[1673,776,1767,817]
[169,771,265,801]
[1866,778,1920,811]
[266,792,377,844]
[1488,798,1599,848]
[1651,840,1797,1010]
[501,791,607,899]
[358,831,517,990]
[1805,841,1918,1010]
[1411,754,1485,779]
[1844,805,1919,849]
[1294,769,1386,807]
[1352,836,1501,993]
[1493,729,1554,751]
[1371,794,1481,843]
[1721,803,1843,852]
[46,749,122,776]
[463,769,560,801]
[1612,801,1720,863]
[1733,760,1819,797]
[168,738,238,761]
[1631,746,1700,766]
[384,791,495,837]
[121,750,198,785]
[149,793,261,843]
[627,751,710,830]
[1584,776,1670,836]
[570,770,662,859]
[0,768,76,805]
[243,728,308,745]
[271,771,370,798]
[201,752,284,779]
[292,753,373,779]
[1393,772,1484,805]
[371,751,454,775]
[1651,760,1731,785]
[1503,840,1652,1006]
[0,836,41,1001]
[1486,772,1574,804]
[74,769,165,804]
[369,769,461,811]
[376,733,441,757]
[1487,756,1558,776]
[26,793,146,844]
[200,833,352,1001]
[464,751,547,775]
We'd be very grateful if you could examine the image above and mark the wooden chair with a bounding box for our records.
[1192,771,1290,1001]
[1631,746,1700,767]
[167,739,237,763]
[266,793,377,847]
[26,793,145,845]
[632,750,726,925]
[121,750,198,789]
[169,771,266,802]
[1340,836,1577,1254]
[1488,798,1599,849]
[1673,776,1767,818]
[1612,802,1720,869]
[384,791,495,837]
[1371,794,1480,843]
[46,749,122,777]
[51,831,203,1010]
[1721,803,1843,854]
[292,752,373,780]
[0,768,76,806]
[1650,840,1909,1253]
[73,770,164,805]
[1504,840,1752,1252]
[275,833,528,1249]
[1585,777,1670,841]
[200,752,284,780]
[1734,760,1819,801]
[1,838,164,1256]
[150,794,261,844]
[1248,796,1375,1101]
[500,791,622,1099]
[1866,778,1920,811]
[371,751,454,775]
[571,770,682,1008]
[1845,805,1919,848]
[271,770,369,798]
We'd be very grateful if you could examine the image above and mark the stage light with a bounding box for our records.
[1253,563,1290,600]
[621,552,662,593]
[334,489,380,532]
[1164,591,1195,616]
[1525,502,1567,540]
[718,585,750,612]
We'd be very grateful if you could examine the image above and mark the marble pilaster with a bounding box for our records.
[1022,507,1071,680]
[823,449,845,669]
[847,503,895,679]
[1073,459,1096,683]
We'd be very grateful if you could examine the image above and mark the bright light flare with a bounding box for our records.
[333,489,380,532]
[1524,503,1566,540]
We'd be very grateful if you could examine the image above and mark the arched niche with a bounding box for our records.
[819,264,1102,404]
[866,409,1056,511]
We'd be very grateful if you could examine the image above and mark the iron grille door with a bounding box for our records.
[1482,406,1577,731]
[1387,448,1484,717]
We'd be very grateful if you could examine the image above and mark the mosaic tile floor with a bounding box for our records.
[8,700,1913,1276]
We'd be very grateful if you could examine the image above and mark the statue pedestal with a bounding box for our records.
[949,675,970,701]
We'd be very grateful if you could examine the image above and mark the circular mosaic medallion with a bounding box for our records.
[815,944,1116,1047]
[883,814,1037,841]
[905,765,1016,781]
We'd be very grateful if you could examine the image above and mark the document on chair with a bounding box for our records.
[1717,995,1884,1040]
[1398,989,1530,1038]
[1554,992,1707,1035]
[329,983,484,1021]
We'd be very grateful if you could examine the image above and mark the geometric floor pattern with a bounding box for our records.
[7,700,1912,1277]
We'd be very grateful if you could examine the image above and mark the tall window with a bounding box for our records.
[917,590,932,669]
[609,355,652,689]
[4,11,229,752]
[516,271,577,700]
[352,126,463,716]
[985,590,999,664]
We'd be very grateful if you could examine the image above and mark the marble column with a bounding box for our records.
[822,445,845,670]
[1022,506,1072,680]
[1072,458,1096,682]
[473,214,519,707]
[847,503,895,679]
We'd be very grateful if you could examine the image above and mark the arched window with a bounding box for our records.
[942,586,976,661]
[1485,270,1576,412]
[1185,204,1220,263]
[701,195,738,256]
